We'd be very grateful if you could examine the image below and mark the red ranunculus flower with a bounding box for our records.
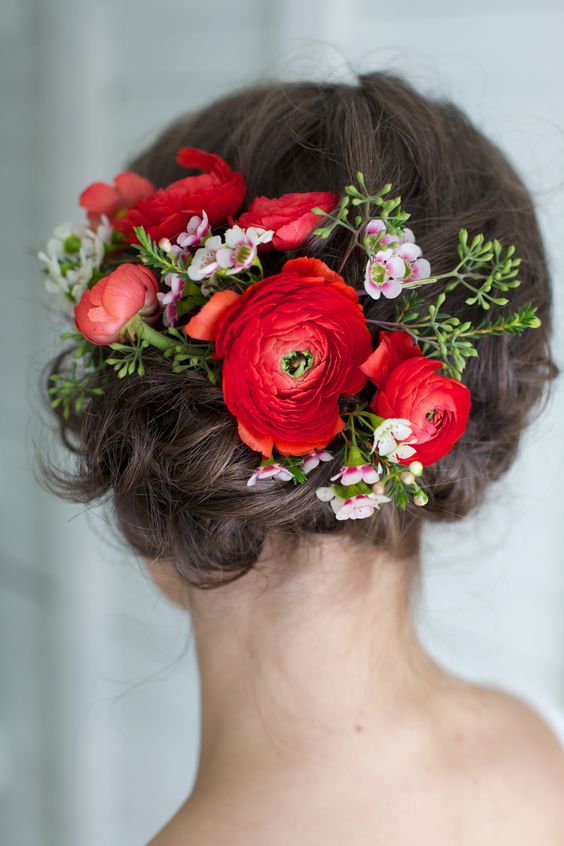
[79,172,155,226]
[361,330,471,466]
[116,148,246,243]
[75,264,159,345]
[235,191,339,250]
[185,258,372,457]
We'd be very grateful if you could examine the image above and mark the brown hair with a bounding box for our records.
[44,71,556,588]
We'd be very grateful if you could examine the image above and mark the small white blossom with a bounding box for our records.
[187,235,223,281]
[177,210,210,248]
[301,449,334,474]
[330,463,380,486]
[157,272,185,327]
[247,463,293,486]
[38,216,113,308]
[363,220,430,300]
[334,493,390,520]
[315,486,390,520]
[371,418,417,462]
[215,226,273,275]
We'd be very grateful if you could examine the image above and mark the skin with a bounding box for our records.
[145,534,564,845]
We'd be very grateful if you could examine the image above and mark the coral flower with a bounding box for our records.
[74,264,159,345]
[79,172,155,226]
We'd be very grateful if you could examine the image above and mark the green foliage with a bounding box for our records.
[131,226,190,276]
[60,329,105,370]
[446,230,522,310]
[162,328,217,382]
[106,335,149,378]
[312,174,410,241]
[459,303,541,336]
[279,455,308,484]
[48,362,105,420]
[390,293,542,380]
[382,471,410,510]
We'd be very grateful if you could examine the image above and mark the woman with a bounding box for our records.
[43,72,564,843]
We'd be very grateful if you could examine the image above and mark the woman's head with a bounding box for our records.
[45,71,555,587]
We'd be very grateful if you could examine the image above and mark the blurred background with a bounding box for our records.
[1,0,564,844]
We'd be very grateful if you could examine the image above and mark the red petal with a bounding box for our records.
[361,330,422,389]
[79,182,120,217]
[184,290,241,342]
[237,419,274,458]
[272,215,316,250]
[274,414,345,457]
[282,257,345,286]
[113,171,155,205]
[175,147,233,179]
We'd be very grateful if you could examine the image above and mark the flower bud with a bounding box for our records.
[400,471,415,486]
[413,493,429,507]
[371,481,386,496]
[158,237,172,253]
[409,461,424,477]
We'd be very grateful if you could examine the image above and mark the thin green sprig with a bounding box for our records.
[48,362,105,419]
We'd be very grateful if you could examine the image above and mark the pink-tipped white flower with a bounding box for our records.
[364,249,406,300]
[315,487,390,520]
[395,240,431,282]
[301,449,334,474]
[215,226,273,275]
[157,272,185,327]
[330,463,380,486]
[247,463,293,486]
[371,418,417,462]
[365,218,400,248]
[187,235,223,281]
[177,210,210,249]
[334,493,390,520]
[366,219,387,237]
[363,221,430,299]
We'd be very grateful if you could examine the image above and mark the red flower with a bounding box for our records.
[236,191,339,250]
[361,330,471,465]
[79,172,155,226]
[75,264,159,345]
[116,148,246,243]
[185,258,372,457]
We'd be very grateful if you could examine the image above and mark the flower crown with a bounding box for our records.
[40,147,540,521]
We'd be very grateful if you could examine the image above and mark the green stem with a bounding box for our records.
[401,270,459,290]
[350,415,357,448]
[127,316,177,351]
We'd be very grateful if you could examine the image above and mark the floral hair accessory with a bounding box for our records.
[41,149,541,520]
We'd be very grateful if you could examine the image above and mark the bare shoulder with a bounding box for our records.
[448,682,564,841]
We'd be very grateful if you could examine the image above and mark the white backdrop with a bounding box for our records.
[1,1,563,844]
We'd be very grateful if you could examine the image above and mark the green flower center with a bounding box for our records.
[235,244,252,264]
[63,234,81,254]
[281,349,314,379]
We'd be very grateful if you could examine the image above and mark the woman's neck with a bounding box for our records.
[184,535,452,798]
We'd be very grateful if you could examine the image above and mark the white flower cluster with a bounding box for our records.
[314,419,418,521]
[245,420,422,522]
[315,487,391,521]
[38,217,113,309]
[246,449,333,487]
[158,213,275,308]
[187,223,273,286]
[370,418,416,462]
